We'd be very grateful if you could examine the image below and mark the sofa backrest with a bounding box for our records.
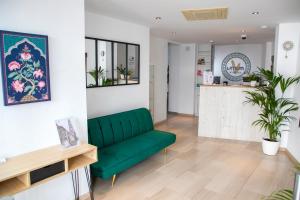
[88,108,154,148]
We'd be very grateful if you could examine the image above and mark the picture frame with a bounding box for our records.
[0,30,51,106]
[55,118,79,148]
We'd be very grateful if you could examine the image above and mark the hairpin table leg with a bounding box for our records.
[84,166,94,200]
[71,170,79,200]
[71,167,94,200]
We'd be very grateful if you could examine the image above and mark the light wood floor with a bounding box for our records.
[91,114,295,200]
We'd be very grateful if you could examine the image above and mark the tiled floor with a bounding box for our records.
[91,114,295,200]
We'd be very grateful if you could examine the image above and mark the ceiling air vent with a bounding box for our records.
[182,7,228,21]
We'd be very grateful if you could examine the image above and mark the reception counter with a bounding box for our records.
[198,85,263,142]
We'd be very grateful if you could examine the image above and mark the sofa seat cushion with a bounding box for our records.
[91,130,176,179]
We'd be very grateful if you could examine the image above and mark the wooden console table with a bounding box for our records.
[0,143,97,200]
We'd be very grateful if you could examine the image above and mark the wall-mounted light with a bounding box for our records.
[261,25,268,29]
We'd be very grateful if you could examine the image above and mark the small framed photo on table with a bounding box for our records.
[55,118,79,148]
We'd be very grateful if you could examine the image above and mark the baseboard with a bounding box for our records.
[154,119,168,126]
[168,112,195,117]
[280,148,299,166]
[80,193,90,200]
[154,113,195,126]
[279,147,286,152]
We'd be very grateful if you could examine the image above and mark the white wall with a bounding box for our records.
[0,0,88,200]
[169,43,196,115]
[168,43,180,113]
[150,36,168,123]
[274,23,300,156]
[214,44,265,84]
[264,41,274,71]
[289,63,300,162]
[85,12,150,118]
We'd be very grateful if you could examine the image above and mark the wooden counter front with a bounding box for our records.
[198,85,263,141]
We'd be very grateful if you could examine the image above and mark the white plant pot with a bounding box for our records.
[262,138,280,156]
[243,82,251,86]
[118,79,126,84]
[250,81,257,87]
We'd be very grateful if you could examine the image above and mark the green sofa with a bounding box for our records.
[87,108,176,182]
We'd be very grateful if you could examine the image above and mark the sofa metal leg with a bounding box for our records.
[164,148,167,154]
[164,148,168,164]
[111,174,116,187]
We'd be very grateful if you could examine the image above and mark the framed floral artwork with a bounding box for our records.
[0,30,51,106]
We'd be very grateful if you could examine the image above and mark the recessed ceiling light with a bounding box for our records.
[261,25,268,29]
[155,17,162,20]
[209,40,214,43]
[252,11,259,15]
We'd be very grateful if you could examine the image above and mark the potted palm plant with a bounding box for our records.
[249,72,260,87]
[117,64,133,84]
[88,66,104,86]
[245,68,300,155]
[117,64,126,84]
[243,72,259,86]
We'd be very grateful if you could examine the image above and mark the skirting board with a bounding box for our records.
[154,113,196,126]
[154,119,168,126]
[168,112,195,117]
[80,192,90,200]
[280,148,300,166]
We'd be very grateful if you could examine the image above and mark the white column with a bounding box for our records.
[274,23,300,148]
[264,41,274,71]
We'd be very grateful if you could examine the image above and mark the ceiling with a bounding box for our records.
[85,0,300,44]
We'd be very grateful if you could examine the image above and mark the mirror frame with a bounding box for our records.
[85,36,140,88]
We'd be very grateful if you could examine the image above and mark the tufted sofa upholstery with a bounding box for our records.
[88,108,176,179]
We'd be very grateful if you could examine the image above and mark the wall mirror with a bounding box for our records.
[85,37,140,88]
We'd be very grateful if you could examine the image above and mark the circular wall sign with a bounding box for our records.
[221,52,251,81]
[282,41,294,58]
[282,41,294,51]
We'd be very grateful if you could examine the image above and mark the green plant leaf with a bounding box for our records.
[296,164,300,171]
[33,60,40,68]
[8,72,18,78]
[244,68,300,140]
[263,189,293,200]
[24,86,32,93]
[13,74,21,80]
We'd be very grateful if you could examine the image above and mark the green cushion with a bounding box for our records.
[88,108,176,180]
[88,108,154,148]
[91,130,176,179]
